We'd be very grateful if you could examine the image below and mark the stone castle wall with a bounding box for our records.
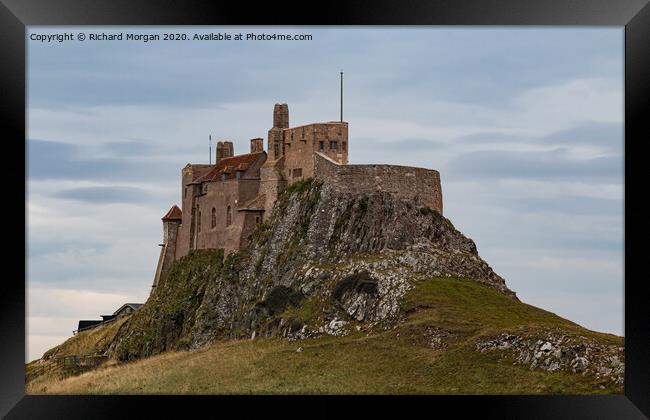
[156,103,443,298]
[280,122,349,183]
[176,164,213,259]
[152,220,180,294]
[314,153,443,215]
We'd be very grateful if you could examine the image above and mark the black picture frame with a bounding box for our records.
[2,0,649,418]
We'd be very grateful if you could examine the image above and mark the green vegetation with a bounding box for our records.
[280,298,322,325]
[332,270,377,302]
[42,316,130,360]
[280,177,314,197]
[256,286,304,316]
[111,249,225,360]
[27,276,622,395]
[402,277,620,344]
[418,206,455,230]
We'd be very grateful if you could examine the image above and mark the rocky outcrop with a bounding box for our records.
[475,328,624,386]
[109,178,515,361]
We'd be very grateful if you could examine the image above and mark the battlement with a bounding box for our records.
[314,152,443,214]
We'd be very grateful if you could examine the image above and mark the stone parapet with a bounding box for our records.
[314,152,442,214]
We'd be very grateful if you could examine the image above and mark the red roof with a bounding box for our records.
[162,205,182,221]
[197,152,265,182]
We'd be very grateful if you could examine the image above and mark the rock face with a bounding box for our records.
[109,179,515,361]
[476,329,625,386]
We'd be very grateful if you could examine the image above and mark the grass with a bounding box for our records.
[28,277,623,395]
[279,298,323,325]
[402,277,622,344]
[41,316,130,360]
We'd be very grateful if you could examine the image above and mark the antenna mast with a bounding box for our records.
[340,71,343,122]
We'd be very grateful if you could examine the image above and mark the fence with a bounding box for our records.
[26,353,110,382]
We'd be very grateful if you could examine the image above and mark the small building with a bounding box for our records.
[113,303,143,318]
[74,302,144,334]
[76,320,102,332]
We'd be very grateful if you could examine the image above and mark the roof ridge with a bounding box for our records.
[162,205,182,221]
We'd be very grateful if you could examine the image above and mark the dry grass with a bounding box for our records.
[27,278,624,395]
[41,316,130,360]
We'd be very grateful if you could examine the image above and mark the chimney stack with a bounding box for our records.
[250,138,264,153]
[273,103,289,129]
[216,140,234,163]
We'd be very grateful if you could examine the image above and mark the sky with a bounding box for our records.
[26,26,624,362]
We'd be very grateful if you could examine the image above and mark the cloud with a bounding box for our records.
[27,287,149,361]
[27,335,71,362]
[451,121,623,154]
[496,194,622,216]
[510,78,623,128]
[101,140,160,157]
[53,186,151,204]
[28,287,144,318]
[25,27,624,360]
[540,121,623,151]
[28,139,179,182]
[446,148,622,181]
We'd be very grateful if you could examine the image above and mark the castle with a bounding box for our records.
[152,103,443,292]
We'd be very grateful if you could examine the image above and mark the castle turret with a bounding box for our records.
[216,141,234,163]
[268,104,288,161]
[151,205,182,295]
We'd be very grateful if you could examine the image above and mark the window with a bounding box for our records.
[292,168,303,178]
[342,142,347,152]
[319,141,324,151]
[197,211,201,232]
[221,173,227,181]
[226,205,232,226]
[255,216,261,224]
[291,131,294,142]
[330,141,338,150]
[211,208,216,228]
[184,187,187,198]
[236,171,242,179]
[301,127,305,139]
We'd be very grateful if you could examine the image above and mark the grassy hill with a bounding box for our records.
[27,277,623,395]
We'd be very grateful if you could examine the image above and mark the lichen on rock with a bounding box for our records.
[108,178,517,361]
[475,328,624,386]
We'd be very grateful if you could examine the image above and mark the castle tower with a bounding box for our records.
[260,103,290,221]
[216,141,234,163]
[151,205,182,295]
[267,103,288,160]
[273,103,289,129]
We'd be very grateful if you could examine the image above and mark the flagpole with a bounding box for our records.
[340,71,343,122]
[209,134,212,165]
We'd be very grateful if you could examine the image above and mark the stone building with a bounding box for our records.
[151,103,443,293]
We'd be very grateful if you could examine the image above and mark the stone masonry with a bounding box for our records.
[151,103,444,294]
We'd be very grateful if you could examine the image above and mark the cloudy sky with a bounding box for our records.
[26,27,623,362]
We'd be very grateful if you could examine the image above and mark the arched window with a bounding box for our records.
[226,205,232,227]
[211,208,216,228]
